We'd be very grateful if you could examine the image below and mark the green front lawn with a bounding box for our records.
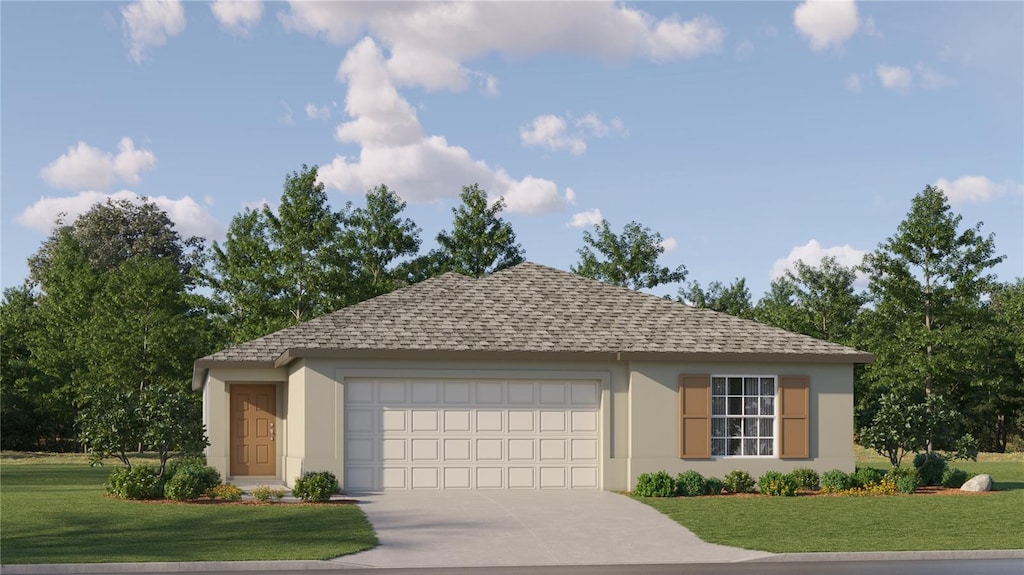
[0,464,377,564]
[639,458,1024,552]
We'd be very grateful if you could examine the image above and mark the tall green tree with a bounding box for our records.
[209,165,351,343]
[573,219,686,290]
[23,199,215,458]
[754,257,865,344]
[345,185,421,300]
[434,184,525,278]
[680,278,753,318]
[856,185,1004,448]
[77,256,211,472]
[968,280,1024,451]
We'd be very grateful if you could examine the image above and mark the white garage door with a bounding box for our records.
[344,378,601,490]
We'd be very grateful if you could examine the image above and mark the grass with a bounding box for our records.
[638,452,1024,553]
[0,463,378,564]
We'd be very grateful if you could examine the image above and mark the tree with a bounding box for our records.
[572,219,686,290]
[858,392,977,467]
[24,199,216,461]
[77,257,210,473]
[209,165,351,343]
[967,280,1024,451]
[680,278,753,318]
[856,185,1004,448]
[345,185,421,300]
[434,184,525,278]
[754,257,865,344]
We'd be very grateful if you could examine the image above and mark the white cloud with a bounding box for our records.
[520,115,587,155]
[660,237,679,254]
[935,176,1022,205]
[279,100,294,125]
[317,38,572,214]
[280,2,723,92]
[916,62,955,90]
[735,39,754,59]
[575,113,627,138]
[771,240,867,282]
[566,208,604,229]
[40,138,156,191]
[862,16,881,38]
[793,0,859,51]
[844,73,862,93]
[122,0,186,63]
[305,103,332,121]
[876,64,911,91]
[16,191,225,241]
[210,0,263,36]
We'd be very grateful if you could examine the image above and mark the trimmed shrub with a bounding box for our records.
[758,471,798,496]
[820,469,852,493]
[913,452,948,486]
[723,470,756,494]
[790,468,820,490]
[704,477,725,496]
[164,464,221,501]
[106,465,164,500]
[270,488,287,501]
[852,466,885,488]
[884,466,920,494]
[164,456,207,481]
[675,470,706,497]
[252,485,272,502]
[206,483,242,501]
[633,471,676,497]
[292,471,339,502]
[941,468,969,488]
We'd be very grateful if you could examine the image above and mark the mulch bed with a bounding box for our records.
[110,496,361,505]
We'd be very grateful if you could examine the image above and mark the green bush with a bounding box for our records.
[270,488,287,501]
[703,477,724,496]
[790,468,820,490]
[758,471,798,496]
[292,471,339,502]
[852,466,885,488]
[163,456,207,481]
[883,466,920,494]
[723,470,756,494]
[163,463,221,501]
[913,452,948,486]
[820,469,852,493]
[252,485,272,502]
[675,470,706,497]
[206,483,242,501]
[941,468,969,488]
[633,471,676,497]
[106,465,164,500]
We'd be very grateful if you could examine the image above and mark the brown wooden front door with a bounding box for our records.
[230,384,277,476]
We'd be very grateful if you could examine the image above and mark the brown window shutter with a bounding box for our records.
[679,374,711,459]
[778,375,810,459]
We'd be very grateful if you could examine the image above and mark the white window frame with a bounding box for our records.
[710,375,777,458]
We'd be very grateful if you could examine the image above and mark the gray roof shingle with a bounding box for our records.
[195,262,872,371]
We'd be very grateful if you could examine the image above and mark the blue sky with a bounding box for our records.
[3,1,1022,300]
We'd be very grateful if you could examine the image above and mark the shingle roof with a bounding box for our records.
[195,262,872,373]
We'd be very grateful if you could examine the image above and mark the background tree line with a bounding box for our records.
[2,166,1021,462]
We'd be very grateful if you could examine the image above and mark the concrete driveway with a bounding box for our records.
[334,491,772,568]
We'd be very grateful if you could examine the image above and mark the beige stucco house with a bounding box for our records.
[192,262,872,492]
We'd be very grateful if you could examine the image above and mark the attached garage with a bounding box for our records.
[343,378,600,490]
[193,262,872,492]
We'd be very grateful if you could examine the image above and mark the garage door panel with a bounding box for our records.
[444,410,471,431]
[344,378,600,491]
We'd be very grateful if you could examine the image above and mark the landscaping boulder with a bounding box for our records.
[959,474,992,492]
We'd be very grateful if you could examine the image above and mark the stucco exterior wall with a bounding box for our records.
[202,357,854,491]
[626,361,855,488]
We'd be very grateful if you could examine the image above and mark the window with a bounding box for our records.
[711,376,775,457]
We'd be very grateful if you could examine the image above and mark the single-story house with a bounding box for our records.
[192,262,873,491]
